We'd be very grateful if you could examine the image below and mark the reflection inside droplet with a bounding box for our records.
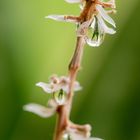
[53,89,66,105]
[86,16,105,47]
[62,133,71,140]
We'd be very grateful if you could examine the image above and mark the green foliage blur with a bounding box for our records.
[0,0,140,140]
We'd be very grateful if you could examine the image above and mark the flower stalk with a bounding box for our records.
[24,0,116,140]
[54,36,86,140]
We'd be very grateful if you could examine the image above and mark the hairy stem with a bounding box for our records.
[53,37,86,140]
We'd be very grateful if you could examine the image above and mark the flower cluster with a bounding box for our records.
[24,75,81,118]
[46,0,116,47]
[23,74,102,140]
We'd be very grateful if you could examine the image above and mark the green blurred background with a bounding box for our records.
[0,0,140,140]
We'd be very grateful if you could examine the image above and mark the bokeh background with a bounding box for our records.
[0,0,140,140]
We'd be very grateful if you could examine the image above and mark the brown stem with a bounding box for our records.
[53,37,86,140]
[68,37,85,93]
[53,106,68,140]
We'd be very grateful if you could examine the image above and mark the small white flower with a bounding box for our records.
[85,14,116,47]
[45,0,116,47]
[77,1,116,47]
[23,99,57,118]
[36,75,82,105]
[36,75,82,94]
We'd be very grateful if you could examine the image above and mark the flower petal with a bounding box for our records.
[65,0,82,3]
[45,15,77,23]
[97,15,116,34]
[96,5,116,27]
[36,82,53,93]
[23,103,56,118]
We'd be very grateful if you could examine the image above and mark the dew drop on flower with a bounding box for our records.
[54,89,66,105]
[86,17,105,47]
[62,133,71,140]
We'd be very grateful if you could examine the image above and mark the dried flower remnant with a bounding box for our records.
[24,0,116,140]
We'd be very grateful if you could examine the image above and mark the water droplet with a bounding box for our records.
[54,89,66,105]
[86,17,105,47]
[62,133,71,140]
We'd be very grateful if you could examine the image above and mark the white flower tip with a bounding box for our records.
[44,16,48,19]
[23,104,41,114]
[112,29,116,34]
[74,81,82,91]
[36,82,52,93]
[113,23,116,28]
[23,104,30,111]
[109,0,116,9]
[36,82,42,87]
[45,15,65,22]
[65,0,81,3]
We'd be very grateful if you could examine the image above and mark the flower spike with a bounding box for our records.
[24,1,117,140]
